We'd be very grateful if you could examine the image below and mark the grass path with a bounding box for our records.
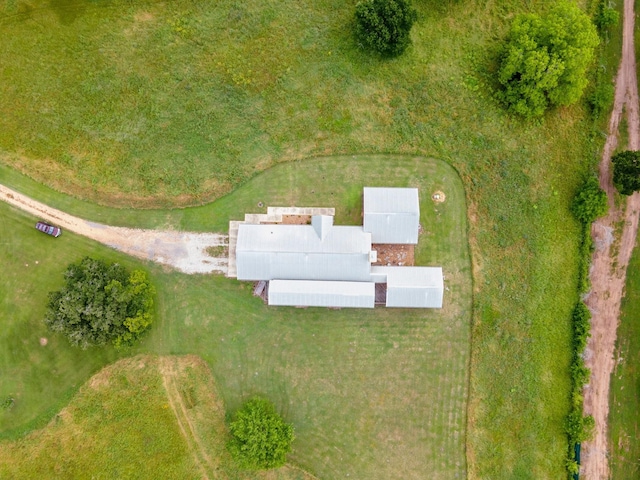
[160,356,216,479]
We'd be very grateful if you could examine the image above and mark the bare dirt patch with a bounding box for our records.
[372,243,414,266]
[281,214,311,224]
[581,0,640,477]
[432,190,446,203]
[0,184,228,274]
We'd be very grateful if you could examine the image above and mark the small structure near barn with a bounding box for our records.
[228,188,443,309]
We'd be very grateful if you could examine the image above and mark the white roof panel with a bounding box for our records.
[363,187,419,214]
[371,266,444,308]
[269,280,375,308]
[363,188,420,244]
[236,223,372,281]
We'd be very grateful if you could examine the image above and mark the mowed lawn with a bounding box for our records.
[0,355,316,480]
[609,235,640,479]
[0,0,596,478]
[0,156,472,479]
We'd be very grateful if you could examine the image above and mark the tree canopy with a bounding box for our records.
[497,2,599,117]
[354,0,417,57]
[227,398,294,470]
[571,176,608,224]
[612,150,640,195]
[44,257,155,349]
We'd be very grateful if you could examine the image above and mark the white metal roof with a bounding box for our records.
[268,280,375,308]
[371,266,443,308]
[363,187,420,244]
[363,187,420,214]
[236,223,372,281]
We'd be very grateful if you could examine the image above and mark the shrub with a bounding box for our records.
[572,176,608,224]
[354,0,417,57]
[588,82,615,116]
[228,398,294,470]
[44,257,155,349]
[612,150,640,195]
[565,410,595,444]
[497,2,599,117]
[572,301,592,353]
[595,1,620,32]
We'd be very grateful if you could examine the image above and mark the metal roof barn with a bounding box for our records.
[268,280,375,308]
[363,187,420,244]
[236,222,372,281]
[371,266,444,308]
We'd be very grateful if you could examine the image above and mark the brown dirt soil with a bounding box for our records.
[582,0,640,477]
[372,243,415,266]
[0,184,228,274]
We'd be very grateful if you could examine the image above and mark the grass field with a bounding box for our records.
[0,0,604,477]
[609,235,640,479]
[0,355,315,479]
[0,156,472,479]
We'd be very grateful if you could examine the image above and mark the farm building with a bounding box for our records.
[363,187,420,244]
[228,188,443,309]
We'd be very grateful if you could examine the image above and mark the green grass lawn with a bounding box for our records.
[0,156,472,479]
[609,235,640,479]
[0,0,601,477]
[0,355,315,480]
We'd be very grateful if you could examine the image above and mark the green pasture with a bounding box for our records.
[0,156,472,479]
[0,355,315,479]
[0,0,604,477]
[609,235,640,479]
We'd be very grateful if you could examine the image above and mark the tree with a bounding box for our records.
[571,176,608,224]
[612,150,640,195]
[497,2,599,117]
[354,0,417,57]
[44,257,155,349]
[227,398,294,470]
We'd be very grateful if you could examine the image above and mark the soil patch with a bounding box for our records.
[372,243,415,266]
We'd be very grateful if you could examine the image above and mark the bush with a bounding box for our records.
[354,0,417,57]
[572,176,608,224]
[588,82,615,116]
[44,257,155,349]
[572,301,592,353]
[497,2,599,117]
[612,150,640,195]
[595,1,620,32]
[228,398,294,470]
[565,410,595,444]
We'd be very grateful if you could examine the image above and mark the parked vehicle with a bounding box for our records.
[35,221,62,238]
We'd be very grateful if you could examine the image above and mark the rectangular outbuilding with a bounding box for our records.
[268,280,375,308]
[363,187,420,244]
[235,221,372,282]
[370,266,444,308]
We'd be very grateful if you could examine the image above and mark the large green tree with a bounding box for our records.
[354,0,417,57]
[227,398,294,470]
[44,257,155,349]
[612,150,640,195]
[497,2,599,117]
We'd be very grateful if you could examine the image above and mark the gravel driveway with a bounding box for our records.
[0,183,228,274]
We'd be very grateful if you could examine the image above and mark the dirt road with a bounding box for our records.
[581,0,640,477]
[0,183,228,274]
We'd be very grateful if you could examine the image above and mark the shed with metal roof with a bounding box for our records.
[363,187,420,244]
[371,266,443,308]
[268,280,375,308]
[235,220,372,281]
